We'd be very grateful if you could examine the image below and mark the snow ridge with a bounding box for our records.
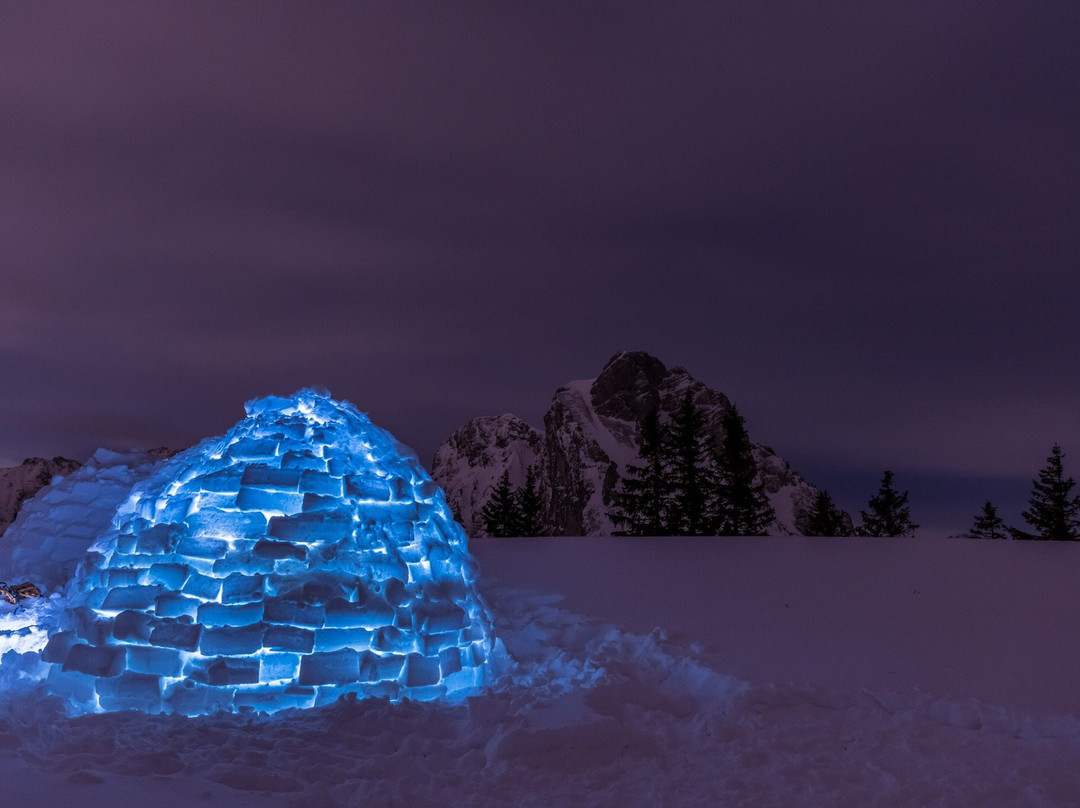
[0,457,82,537]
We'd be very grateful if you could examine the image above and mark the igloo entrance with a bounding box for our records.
[43,389,494,715]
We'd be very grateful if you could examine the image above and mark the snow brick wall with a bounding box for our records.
[42,389,493,715]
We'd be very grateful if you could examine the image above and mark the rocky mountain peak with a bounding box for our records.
[435,414,539,468]
[431,414,543,536]
[434,352,843,536]
[591,351,670,422]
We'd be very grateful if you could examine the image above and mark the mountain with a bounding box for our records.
[0,457,83,537]
[433,351,848,536]
[431,414,543,533]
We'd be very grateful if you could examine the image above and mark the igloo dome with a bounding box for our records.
[43,389,494,715]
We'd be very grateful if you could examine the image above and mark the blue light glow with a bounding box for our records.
[44,389,493,715]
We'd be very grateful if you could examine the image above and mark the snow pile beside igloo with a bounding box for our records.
[0,449,167,595]
[42,389,494,715]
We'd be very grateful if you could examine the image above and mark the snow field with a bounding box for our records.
[1,579,1080,806]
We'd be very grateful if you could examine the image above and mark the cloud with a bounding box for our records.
[1,2,1078,530]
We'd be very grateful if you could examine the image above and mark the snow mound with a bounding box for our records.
[41,389,493,715]
[0,449,164,594]
[0,456,82,537]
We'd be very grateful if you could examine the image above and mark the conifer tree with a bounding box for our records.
[859,470,918,537]
[1020,445,1080,541]
[513,465,546,536]
[967,501,1007,539]
[804,489,849,537]
[480,470,519,537]
[715,404,774,535]
[668,392,721,535]
[611,410,671,536]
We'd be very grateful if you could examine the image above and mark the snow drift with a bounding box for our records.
[0,449,164,593]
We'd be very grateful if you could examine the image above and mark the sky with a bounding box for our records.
[2,2,1079,533]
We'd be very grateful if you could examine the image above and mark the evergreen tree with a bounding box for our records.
[715,404,774,535]
[611,410,671,536]
[480,471,519,537]
[1020,444,1080,541]
[668,392,720,535]
[1007,526,1039,541]
[804,489,849,537]
[967,501,1007,539]
[859,470,918,537]
[513,465,546,536]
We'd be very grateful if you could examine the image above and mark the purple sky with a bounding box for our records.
[3,3,1079,531]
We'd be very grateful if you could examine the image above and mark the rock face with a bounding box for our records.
[433,351,845,536]
[0,457,83,537]
[431,415,543,537]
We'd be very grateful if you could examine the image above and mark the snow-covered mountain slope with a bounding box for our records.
[434,351,843,536]
[0,449,168,592]
[432,414,542,536]
[0,457,82,536]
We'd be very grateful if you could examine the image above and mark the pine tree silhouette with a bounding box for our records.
[611,410,672,536]
[514,465,546,536]
[859,470,918,537]
[480,470,519,537]
[1020,445,1080,541]
[804,489,849,537]
[967,501,1007,539]
[668,392,720,535]
[716,404,774,535]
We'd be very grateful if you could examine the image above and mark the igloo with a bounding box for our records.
[42,389,494,715]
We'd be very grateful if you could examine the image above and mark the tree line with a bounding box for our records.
[807,470,919,537]
[609,393,928,537]
[479,466,545,537]
[610,393,775,536]
[476,398,1080,540]
[479,392,923,537]
[790,444,1080,541]
[966,444,1080,541]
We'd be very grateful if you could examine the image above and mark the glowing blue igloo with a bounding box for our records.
[43,389,493,715]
